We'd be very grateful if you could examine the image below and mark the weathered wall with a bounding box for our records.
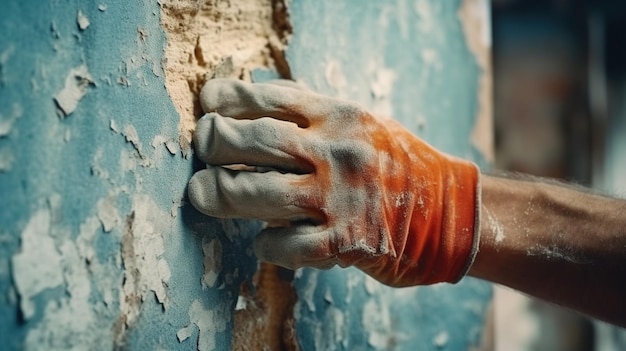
[0,1,492,350]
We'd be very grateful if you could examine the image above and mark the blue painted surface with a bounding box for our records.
[0,0,491,350]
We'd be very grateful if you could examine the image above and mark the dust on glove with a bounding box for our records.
[188,78,480,286]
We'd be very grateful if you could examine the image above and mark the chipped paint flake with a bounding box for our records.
[54,65,94,117]
[97,196,120,232]
[151,135,180,157]
[177,324,195,342]
[165,139,179,155]
[110,119,119,133]
[77,10,90,30]
[123,124,142,153]
[235,295,247,311]
[11,208,63,320]
[117,194,171,343]
[201,238,222,289]
[179,299,231,351]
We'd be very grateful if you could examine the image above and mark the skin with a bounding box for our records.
[470,174,626,327]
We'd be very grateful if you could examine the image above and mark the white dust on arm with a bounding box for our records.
[484,208,505,246]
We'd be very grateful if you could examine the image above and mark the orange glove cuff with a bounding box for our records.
[423,158,480,284]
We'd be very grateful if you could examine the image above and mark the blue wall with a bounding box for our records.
[0,1,491,350]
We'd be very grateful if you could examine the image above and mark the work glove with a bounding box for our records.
[188,78,480,287]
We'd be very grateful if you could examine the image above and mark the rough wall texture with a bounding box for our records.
[0,1,492,350]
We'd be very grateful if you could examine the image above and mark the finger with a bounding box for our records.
[187,166,322,222]
[194,112,313,173]
[200,78,347,127]
[254,225,338,270]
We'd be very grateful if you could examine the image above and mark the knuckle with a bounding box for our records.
[329,140,375,173]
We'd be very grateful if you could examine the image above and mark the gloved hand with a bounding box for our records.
[188,78,480,286]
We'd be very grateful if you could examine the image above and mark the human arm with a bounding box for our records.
[188,78,626,326]
[470,174,626,327]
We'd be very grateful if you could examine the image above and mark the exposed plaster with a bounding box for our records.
[231,263,299,351]
[158,0,292,154]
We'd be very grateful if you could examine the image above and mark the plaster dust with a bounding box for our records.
[159,0,292,154]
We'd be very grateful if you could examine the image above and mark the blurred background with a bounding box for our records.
[491,0,626,349]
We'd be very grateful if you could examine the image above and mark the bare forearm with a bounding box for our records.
[469,174,626,326]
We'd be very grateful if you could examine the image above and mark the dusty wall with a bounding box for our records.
[0,0,492,350]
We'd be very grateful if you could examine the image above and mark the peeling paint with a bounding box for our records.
[459,0,494,163]
[122,124,142,155]
[109,119,119,133]
[24,231,113,351]
[96,196,120,232]
[54,65,94,117]
[11,208,63,320]
[77,10,90,31]
[179,299,230,351]
[151,134,180,157]
[201,238,222,289]
[116,194,171,345]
